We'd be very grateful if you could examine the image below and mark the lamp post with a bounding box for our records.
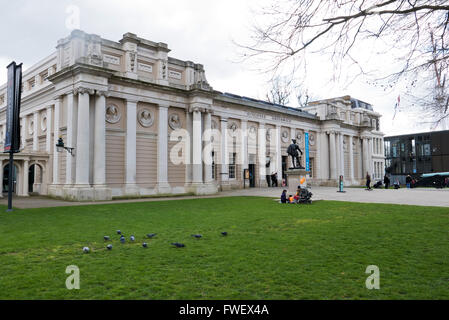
[55,137,74,156]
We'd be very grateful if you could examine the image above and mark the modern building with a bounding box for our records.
[384,130,449,183]
[0,30,384,200]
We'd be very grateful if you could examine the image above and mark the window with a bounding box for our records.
[228,153,236,179]
[308,158,314,178]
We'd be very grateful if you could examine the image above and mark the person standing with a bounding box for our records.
[384,174,390,189]
[366,172,371,190]
[406,175,412,189]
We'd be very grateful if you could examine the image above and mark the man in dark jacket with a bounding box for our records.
[280,190,287,203]
[384,174,390,189]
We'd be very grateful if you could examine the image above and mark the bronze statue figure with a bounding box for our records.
[287,139,304,169]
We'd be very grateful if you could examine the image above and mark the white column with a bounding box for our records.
[53,97,61,184]
[203,111,213,184]
[33,112,38,151]
[21,117,26,150]
[192,109,203,184]
[75,89,90,186]
[220,117,229,184]
[66,93,75,185]
[157,104,169,191]
[258,122,266,186]
[93,92,107,186]
[185,110,192,184]
[46,106,53,153]
[362,137,369,177]
[241,120,248,170]
[329,131,337,180]
[340,133,345,178]
[23,160,29,196]
[125,100,138,189]
[349,135,354,182]
[276,125,282,182]
[0,160,3,197]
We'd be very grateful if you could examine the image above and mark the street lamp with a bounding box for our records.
[56,137,74,156]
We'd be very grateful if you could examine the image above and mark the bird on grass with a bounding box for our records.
[221,232,228,236]
[171,242,185,248]
[130,235,135,241]
[116,230,121,235]
[104,236,110,241]
[83,247,90,253]
[191,234,202,239]
[107,244,113,250]
[146,233,157,239]
[120,235,125,244]
[142,242,148,248]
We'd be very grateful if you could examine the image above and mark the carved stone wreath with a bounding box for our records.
[281,130,289,143]
[296,132,303,143]
[168,113,182,130]
[138,108,154,127]
[248,125,257,139]
[211,120,218,130]
[266,129,272,142]
[343,139,348,151]
[106,104,121,124]
[309,133,316,146]
[41,114,47,132]
[228,122,238,136]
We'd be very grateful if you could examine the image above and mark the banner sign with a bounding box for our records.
[305,132,310,172]
[4,62,22,153]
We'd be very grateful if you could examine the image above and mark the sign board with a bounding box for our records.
[305,132,310,172]
[244,169,250,180]
[4,62,22,153]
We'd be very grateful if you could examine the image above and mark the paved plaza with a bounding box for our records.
[1,186,448,209]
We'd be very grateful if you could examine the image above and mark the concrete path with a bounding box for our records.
[1,186,448,209]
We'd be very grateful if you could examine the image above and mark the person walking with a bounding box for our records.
[366,172,371,190]
[384,174,390,189]
[406,175,412,189]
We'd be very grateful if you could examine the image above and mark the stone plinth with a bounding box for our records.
[286,168,310,195]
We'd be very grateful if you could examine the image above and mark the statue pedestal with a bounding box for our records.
[286,168,310,195]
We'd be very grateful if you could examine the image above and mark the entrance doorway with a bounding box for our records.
[248,164,256,188]
[3,164,18,194]
[29,164,43,194]
[282,156,288,184]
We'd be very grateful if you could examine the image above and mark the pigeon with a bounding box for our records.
[107,244,113,250]
[171,242,185,248]
[191,234,202,239]
[116,230,121,235]
[83,247,90,253]
[146,233,157,239]
[120,236,125,244]
[221,232,228,236]
[130,235,135,241]
[104,236,110,241]
[142,242,148,248]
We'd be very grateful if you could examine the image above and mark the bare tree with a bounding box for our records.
[240,0,449,124]
[266,76,293,105]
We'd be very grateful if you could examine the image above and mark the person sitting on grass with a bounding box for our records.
[289,195,294,203]
[281,190,287,203]
[294,192,300,203]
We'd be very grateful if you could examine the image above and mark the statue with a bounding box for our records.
[287,139,304,169]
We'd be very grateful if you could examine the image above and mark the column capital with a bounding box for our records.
[74,86,95,95]
[158,104,169,109]
[220,117,228,122]
[95,90,110,98]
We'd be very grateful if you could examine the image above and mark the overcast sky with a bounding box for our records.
[0,0,444,136]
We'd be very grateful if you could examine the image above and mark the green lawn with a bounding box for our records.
[1,197,449,300]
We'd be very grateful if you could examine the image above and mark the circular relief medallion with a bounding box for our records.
[248,125,257,139]
[266,129,272,142]
[228,122,238,136]
[106,105,121,124]
[343,139,347,151]
[211,120,218,130]
[281,130,289,143]
[138,108,154,127]
[168,113,182,130]
[296,132,303,143]
[309,133,316,146]
[41,114,47,132]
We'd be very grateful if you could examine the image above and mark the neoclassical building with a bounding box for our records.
[0,30,385,200]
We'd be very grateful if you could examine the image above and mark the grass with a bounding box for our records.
[0,197,449,300]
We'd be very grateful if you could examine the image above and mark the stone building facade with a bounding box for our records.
[0,30,385,200]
